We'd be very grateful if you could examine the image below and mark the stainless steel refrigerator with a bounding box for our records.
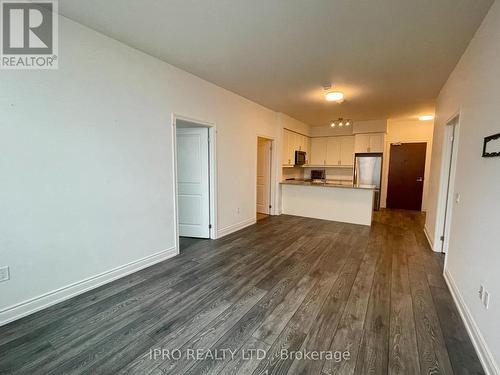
[354,153,383,210]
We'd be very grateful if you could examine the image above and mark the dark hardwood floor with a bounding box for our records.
[179,237,206,252]
[0,210,484,374]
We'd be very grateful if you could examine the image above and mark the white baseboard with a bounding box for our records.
[0,246,178,327]
[423,224,437,252]
[217,217,256,238]
[444,268,499,375]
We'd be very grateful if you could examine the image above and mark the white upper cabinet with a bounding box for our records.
[282,131,357,167]
[288,132,299,163]
[369,133,385,153]
[310,137,327,165]
[302,135,310,164]
[326,137,341,165]
[354,134,370,153]
[354,133,385,153]
[282,129,310,166]
[282,130,292,165]
[340,136,355,166]
[309,136,354,166]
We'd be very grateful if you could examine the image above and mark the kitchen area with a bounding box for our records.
[280,127,385,226]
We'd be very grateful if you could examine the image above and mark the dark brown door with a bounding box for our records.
[387,142,427,210]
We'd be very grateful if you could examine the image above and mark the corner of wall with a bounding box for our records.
[423,224,437,252]
[0,246,178,327]
[444,268,500,375]
[217,217,256,238]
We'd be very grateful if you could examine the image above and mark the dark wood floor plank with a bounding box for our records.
[322,224,382,375]
[353,223,392,375]
[252,275,316,345]
[0,211,484,375]
[388,230,420,375]
[287,230,369,375]
[430,285,485,375]
[119,287,266,375]
[218,337,270,375]
[405,232,455,375]
[250,325,307,375]
[183,235,330,374]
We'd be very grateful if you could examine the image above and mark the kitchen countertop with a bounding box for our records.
[280,179,377,190]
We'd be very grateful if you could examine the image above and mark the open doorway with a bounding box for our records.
[439,115,460,254]
[256,137,273,221]
[173,116,217,253]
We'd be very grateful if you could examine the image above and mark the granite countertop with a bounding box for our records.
[280,179,377,190]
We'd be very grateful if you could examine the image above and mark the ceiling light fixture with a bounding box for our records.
[323,84,345,103]
[325,91,344,103]
[330,118,352,128]
[419,115,434,121]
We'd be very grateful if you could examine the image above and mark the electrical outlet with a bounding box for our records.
[479,285,485,300]
[0,266,10,282]
[484,291,490,309]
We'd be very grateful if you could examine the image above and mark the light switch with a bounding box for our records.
[484,291,490,309]
[0,266,10,282]
[455,193,461,204]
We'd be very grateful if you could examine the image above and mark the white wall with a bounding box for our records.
[279,113,311,136]
[352,119,388,134]
[381,119,434,210]
[426,2,500,372]
[0,16,308,324]
[310,124,353,137]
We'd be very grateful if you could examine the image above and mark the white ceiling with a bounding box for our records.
[58,0,493,126]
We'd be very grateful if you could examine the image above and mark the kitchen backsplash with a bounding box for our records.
[303,167,353,181]
[282,166,354,181]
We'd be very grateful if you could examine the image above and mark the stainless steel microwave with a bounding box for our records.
[295,151,306,166]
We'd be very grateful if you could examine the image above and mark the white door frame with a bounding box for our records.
[256,137,272,215]
[171,113,218,254]
[435,113,461,261]
[256,134,278,216]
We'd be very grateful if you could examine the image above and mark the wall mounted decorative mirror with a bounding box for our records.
[482,133,500,157]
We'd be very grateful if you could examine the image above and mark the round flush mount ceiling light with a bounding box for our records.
[330,118,351,127]
[325,91,345,103]
[419,115,434,121]
[323,84,345,103]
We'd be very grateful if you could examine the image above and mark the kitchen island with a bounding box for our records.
[280,180,376,226]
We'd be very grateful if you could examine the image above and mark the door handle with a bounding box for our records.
[416,177,423,182]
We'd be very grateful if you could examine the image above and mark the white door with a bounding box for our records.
[257,138,271,214]
[176,127,210,238]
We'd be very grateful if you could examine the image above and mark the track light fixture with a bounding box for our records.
[330,118,352,128]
